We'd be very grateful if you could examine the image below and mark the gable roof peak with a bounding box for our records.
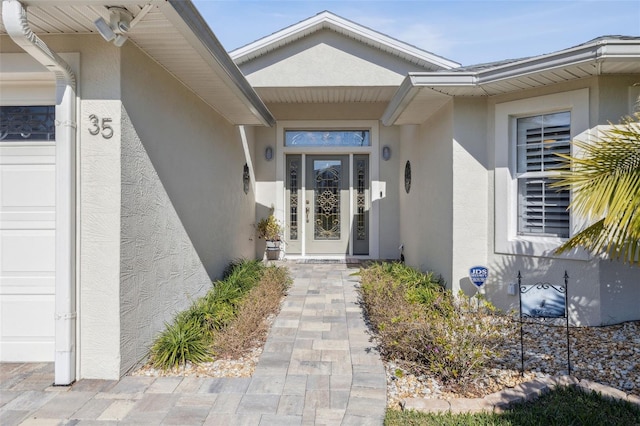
[230,10,459,71]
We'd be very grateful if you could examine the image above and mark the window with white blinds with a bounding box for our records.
[516,111,570,238]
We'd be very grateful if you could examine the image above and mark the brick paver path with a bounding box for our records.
[0,262,387,425]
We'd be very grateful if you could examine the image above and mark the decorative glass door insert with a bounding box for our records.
[285,154,369,255]
[305,155,349,254]
[314,160,342,240]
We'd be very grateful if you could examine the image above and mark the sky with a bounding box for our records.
[192,0,640,66]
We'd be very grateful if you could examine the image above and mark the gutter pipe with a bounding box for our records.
[3,0,77,385]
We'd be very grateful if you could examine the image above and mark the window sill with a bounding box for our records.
[495,235,591,261]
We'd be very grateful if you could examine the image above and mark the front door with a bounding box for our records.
[305,155,350,254]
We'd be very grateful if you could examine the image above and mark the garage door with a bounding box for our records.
[0,105,56,361]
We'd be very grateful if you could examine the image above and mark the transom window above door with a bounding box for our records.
[285,130,370,147]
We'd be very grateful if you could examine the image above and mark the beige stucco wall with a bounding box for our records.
[398,102,454,280]
[118,42,256,373]
[241,29,429,88]
[253,125,278,258]
[120,42,255,280]
[378,125,401,259]
[451,98,489,294]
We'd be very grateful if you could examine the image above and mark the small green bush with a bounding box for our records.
[359,262,503,391]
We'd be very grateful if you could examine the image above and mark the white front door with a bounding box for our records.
[0,106,56,361]
[305,155,350,255]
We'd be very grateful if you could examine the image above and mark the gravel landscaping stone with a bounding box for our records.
[386,318,639,408]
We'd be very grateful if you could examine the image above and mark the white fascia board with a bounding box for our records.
[599,42,640,59]
[20,0,162,6]
[476,40,640,84]
[165,0,275,127]
[381,76,421,126]
[398,40,640,89]
[409,72,478,87]
[231,11,460,70]
[476,44,600,84]
[381,72,474,126]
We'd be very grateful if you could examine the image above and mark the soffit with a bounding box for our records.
[255,86,398,104]
[0,0,274,126]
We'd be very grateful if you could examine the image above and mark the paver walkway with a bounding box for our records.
[0,262,387,425]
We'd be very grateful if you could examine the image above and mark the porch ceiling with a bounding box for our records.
[0,0,274,127]
[254,86,399,104]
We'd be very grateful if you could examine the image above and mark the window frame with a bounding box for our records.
[516,111,571,238]
[494,88,590,259]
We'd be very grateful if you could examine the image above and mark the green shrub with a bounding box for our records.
[149,317,210,369]
[222,258,265,290]
[178,259,265,333]
[149,258,285,370]
[359,262,503,391]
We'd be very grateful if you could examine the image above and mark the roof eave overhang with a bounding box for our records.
[383,40,640,126]
[6,0,275,127]
[164,0,275,127]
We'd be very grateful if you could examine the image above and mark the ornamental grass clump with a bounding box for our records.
[149,258,290,370]
[149,317,211,370]
[213,266,292,357]
[359,262,504,392]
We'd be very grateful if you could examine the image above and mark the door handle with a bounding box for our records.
[306,207,310,223]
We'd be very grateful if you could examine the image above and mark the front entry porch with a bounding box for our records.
[284,154,370,257]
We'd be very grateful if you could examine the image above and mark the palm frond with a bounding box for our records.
[553,113,640,264]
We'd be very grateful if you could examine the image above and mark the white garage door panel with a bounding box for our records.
[0,295,55,361]
[1,230,55,271]
[0,141,56,362]
[1,295,55,335]
[0,275,55,295]
[0,144,55,164]
[1,166,55,207]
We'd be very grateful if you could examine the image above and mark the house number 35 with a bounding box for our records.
[88,114,113,139]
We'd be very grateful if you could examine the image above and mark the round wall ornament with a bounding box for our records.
[404,160,411,193]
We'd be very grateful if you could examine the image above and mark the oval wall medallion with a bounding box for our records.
[404,160,411,193]
[243,163,250,194]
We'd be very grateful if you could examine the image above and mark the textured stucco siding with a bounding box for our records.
[241,30,428,88]
[598,261,640,325]
[120,42,256,280]
[451,98,489,295]
[119,106,211,375]
[398,102,454,282]
[378,125,401,259]
[118,43,255,374]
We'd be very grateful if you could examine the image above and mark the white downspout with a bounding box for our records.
[3,0,77,385]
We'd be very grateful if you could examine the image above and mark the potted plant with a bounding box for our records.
[256,213,283,260]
